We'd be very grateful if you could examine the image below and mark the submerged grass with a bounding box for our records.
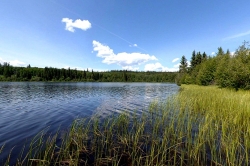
[2,85,250,165]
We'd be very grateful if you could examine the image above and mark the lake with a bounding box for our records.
[0,82,179,164]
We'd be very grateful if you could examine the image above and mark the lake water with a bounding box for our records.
[0,82,179,164]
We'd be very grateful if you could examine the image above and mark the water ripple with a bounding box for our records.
[0,82,178,164]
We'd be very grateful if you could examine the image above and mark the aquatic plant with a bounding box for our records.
[2,85,250,165]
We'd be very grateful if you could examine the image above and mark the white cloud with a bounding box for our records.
[85,67,109,72]
[230,51,235,56]
[172,58,180,63]
[93,40,115,58]
[144,60,190,72]
[62,18,91,32]
[223,30,250,40]
[10,60,26,67]
[122,66,139,71]
[113,52,157,66]
[63,66,84,70]
[63,66,108,72]
[144,62,178,72]
[93,40,157,69]
[211,52,216,56]
[129,44,138,47]
[0,57,26,67]
[173,63,180,68]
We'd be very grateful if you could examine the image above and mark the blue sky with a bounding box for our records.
[1,0,250,71]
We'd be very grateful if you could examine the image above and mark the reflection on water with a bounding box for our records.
[0,82,178,164]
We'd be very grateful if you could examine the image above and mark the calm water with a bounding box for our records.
[0,82,179,164]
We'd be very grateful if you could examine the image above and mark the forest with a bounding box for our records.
[0,63,177,83]
[1,42,249,87]
[177,41,250,90]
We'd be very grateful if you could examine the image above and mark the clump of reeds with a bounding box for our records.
[3,85,250,166]
[177,85,250,165]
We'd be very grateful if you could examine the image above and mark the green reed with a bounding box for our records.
[3,84,250,165]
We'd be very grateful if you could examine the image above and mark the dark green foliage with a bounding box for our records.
[217,47,224,56]
[196,58,216,85]
[0,64,177,83]
[196,52,202,65]
[190,50,196,70]
[176,55,189,86]
[83,70,86,79]
[215,54,232,88]
[179,55,188,73]
[178,41,250,90]
[190,50,208,71]
[202,52,207,61]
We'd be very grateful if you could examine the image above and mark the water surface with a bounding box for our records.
[0,82,178,164]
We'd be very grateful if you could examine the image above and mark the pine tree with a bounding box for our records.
[202,52,207,61]
[179,55,188,73]
[191,50,196,69]
[217,47,224,56]
[196,52,202,65]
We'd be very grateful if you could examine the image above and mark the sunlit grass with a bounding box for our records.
[177,85,250,165]
[3,84,250,165]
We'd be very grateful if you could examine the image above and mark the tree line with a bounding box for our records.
[177,41,250,90]
[0,64,177,83]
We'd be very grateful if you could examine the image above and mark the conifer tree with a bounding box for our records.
[217,47,224,56]
[196,52,202,65]
[179,55,188,73]
[202,52,207,61]
[191,50,196,69]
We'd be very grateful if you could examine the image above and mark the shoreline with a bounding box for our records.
[1,85,250,165]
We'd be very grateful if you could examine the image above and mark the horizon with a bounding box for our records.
[0,62,178,73]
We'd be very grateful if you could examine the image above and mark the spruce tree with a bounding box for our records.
[217,47,224,56]
[191,50,196,69]
[179,55,188,73]
[196,52,202,65]
[202,52,207,61]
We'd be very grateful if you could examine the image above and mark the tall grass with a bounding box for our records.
[2,85,250,165]
[177,85,250,165]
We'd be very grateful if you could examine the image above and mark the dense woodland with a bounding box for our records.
[177,41,250,90]
[2,42,249,87]
[0,64,177,82]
